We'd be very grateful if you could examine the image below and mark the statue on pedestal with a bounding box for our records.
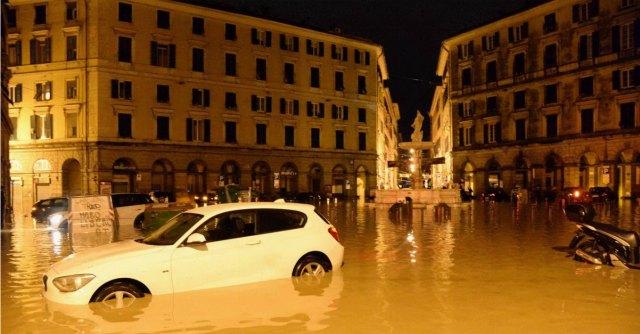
[411,110,424,142]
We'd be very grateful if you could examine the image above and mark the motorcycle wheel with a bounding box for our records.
[574,239,610,265]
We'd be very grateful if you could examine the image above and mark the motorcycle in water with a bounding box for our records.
[563,204,640,269]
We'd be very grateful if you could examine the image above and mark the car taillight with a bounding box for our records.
[328,226,341,243]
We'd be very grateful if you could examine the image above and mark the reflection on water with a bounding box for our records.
[2,201,640,333]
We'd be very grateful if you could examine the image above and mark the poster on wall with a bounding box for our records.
[68,195,115,252]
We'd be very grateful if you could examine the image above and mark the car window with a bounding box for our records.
[141,213,203,245]
[40,200,51,206]
[195,210,256,242]
[256,209,306,234]
[53,198,68,208]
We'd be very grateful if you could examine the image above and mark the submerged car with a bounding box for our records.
[32,197,68,225]
[588,187,616,203]
[559,187,591,204]
[43,202,344,305]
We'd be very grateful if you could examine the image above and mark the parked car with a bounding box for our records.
[294,192,326,203]
[559,187,591,204]
[588,187,617,203]
[31,197,68,225]
[481,187,509,202]
[42,202,344,305]
[149,191,175,203]
[111,193,154,228]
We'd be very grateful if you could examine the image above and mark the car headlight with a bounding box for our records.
[48,213,66,228]
[203,195,208,201]
[52,274,95,292]
[194,195,200,200]
[32,207,37,211]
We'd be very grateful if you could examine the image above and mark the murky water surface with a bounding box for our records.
[2,202,640,333]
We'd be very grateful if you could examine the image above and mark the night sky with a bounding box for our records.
[182,0,547,141]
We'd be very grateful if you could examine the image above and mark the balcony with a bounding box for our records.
[513,73,527,83]
[544,66,558,76]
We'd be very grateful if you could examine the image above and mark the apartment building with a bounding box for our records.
[6,0,399,218]
[430,0,640,197]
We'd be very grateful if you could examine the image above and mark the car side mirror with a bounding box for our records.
[185,233,206,245]
[564,204,595,223]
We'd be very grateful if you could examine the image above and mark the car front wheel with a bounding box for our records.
[91,281,145,307]
[293,255,329,278]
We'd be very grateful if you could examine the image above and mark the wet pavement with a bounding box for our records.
[2,201,640,333]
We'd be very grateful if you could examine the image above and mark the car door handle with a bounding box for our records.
[246,240,261,246]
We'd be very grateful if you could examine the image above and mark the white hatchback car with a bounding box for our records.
[43,202,344,305]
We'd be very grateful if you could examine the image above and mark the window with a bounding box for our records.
[251,95,272,113]
[284,126,295,147]
[613,68,639,90]
[457,101,474,117]
[513,53,525,76]
[66,79,77,99]
[35,82,53,101]
[191,88,210,107]
[621,0,635,8]
[251,28,272,47]
[255,209,306,234]
[150,42,175,68]
[225,121,237,143]
[279,98,299,115]
[118,36,132,62]
[119,2,132,22]
[8,41,21,66]
[578,33,599,61]
[358,108,367,123]
[156,116,170,140]
[486,96,498,114]
[354,49,370,65]
[118,113,132,138]
[256,124,267,145]
[10,117,18,140]
[543,13,557,34]
[482,32,500,51]
[7,8,16,28]
[225,53,237,76]
[66,36,77,61]
[66,2,78,21]
[483,122,501,143]
[508,22,529,43]
[620,102,635,129]
[256,58,267,80]
[358,132,366,151]
[620,22,634,51]
[186,118,210,142]
[461,67,472,87]
[486,61,497,82]
[280,34,299,52]
[459,126,473,146]
[515,119,526,140]
[192,48,204,72]
[306,39,324,56]
[335,71,344,91]
[457,41,474,60]
[358,75,367,94]
[331,105,349,120]
[284,62,295,84]
[543,44,557,68]
[311,128,320,148]
[331,44,348,61]
[156,84,170,103]
[157,10,170,29]
[192,17,204,35]
[66,113,78,138]
[335,130,344,149]
[581,108,594,133]
[9,84,22,103]
[306,102,324,118]
[225,23,236,40]
[111,79,132,100]
[546,114,558,137]
[30,114,53,139]
[572,1,598,23]
[34,5,47,25]
[310,67,320,88]
[225,92,237,110]
[514,90,526,110]
[30,38,51,64]
[544,84,558,104]
[579,76,594,97]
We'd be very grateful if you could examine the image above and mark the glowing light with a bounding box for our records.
[409,148,415,154]
[409,164,416,173]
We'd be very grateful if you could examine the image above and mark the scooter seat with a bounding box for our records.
[586,222,639,249]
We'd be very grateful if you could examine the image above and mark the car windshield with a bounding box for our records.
[139,213,203,245]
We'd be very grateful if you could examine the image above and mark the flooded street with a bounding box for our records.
[2,201,640,333]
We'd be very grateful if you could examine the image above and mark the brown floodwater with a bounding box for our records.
[2,201,640,333]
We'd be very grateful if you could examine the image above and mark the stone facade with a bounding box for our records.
[430,0,640,198]
[6,0,399,219]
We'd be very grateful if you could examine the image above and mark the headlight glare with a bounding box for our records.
[52,274,95,292]
[48,213,66,227]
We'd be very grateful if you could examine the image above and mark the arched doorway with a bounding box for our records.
[463,162,475,192]
[544,153,563,190]
[62,159,81,196]
[279,162,298,193]
[251,161,271,194]
[187,160,207,196]
[151,159,174,193]
[112,158,137,193]
[332,165,347,197]
[514,155,528,189]
[486,159,501,189]
[356,165,367,201]
[220,160,240,186]
[308,164,323,193]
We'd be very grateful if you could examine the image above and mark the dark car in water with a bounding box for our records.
[559,187,591,204]
[481,187,509,202]
[31,197,68,224]
[588,187,617,203]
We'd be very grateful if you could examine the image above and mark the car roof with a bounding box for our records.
[185,202,316,216]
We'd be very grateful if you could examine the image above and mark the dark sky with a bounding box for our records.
[186,0,546,141]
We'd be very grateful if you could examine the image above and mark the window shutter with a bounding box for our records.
[251,95,258,111]
[343,47,348,61]
[150,41,157,65]
[15,84,22,102]
[111,80,119,98]
[521,22,529,38]
[203,89,210,107]
[169,44,176,68]
[343,106,349,120]
[588,0,598,17]
[45,114,53,139]
[612,25,620,53]
[251,28,258,44]
[306,39,312,55]
[468,41,474,56]
[635,19,640,48]
[354,49,360,64]
[508,27,514,43]
[191,89,198,105]
[186,118,193,141]
[30,39,36,64]
[612,70,620,90]
[572,4,579,23]
[483,124,488,144]
[634,66,640,87]
[482,36,487,51]
[332,105,338,119]
[30,115,37,139]
[470,100,475,114]
[365,51,370,65]
[494,32,500,46]
[592,30,600,57]
[265,31,272,47]
[319,42,324,57]
[266,96,272,113]
[124,81,132,100]
[279,34,286,50]
[293,100,299,115]
[44,38,51,62]
[15,41,21,65]
[307,101,313,116]
[293,37,299,52]
[470,126,475,144]
[459,128,464,147]
[204,119,211,142]
[280,97,286,114]
[331,44,337,59]
[319,103,325,118]
[35,83,42,100]
[495,122,501,142]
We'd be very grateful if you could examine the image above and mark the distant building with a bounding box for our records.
[6,0,399,218]
[430,0,640,197]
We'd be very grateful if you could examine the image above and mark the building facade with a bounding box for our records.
[2,0,14,228]
[6,0,399,219]
[431,0,640,197]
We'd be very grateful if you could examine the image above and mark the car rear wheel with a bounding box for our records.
[91,281,145,308]
[293,255,329,278]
